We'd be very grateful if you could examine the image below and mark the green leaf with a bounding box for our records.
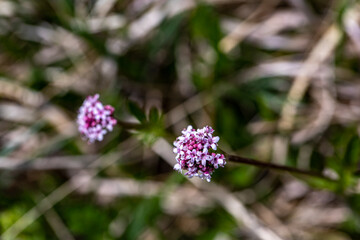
[128,101,146,123]
[337,133,360,192]
[148,13,184,56]
[344,136,360,169]
[148,107,160,124]
[190,4,222,48]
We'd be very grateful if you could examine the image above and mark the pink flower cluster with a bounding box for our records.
[77,94,117,143]
[173,125,226,182]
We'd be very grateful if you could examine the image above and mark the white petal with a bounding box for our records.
[211,143,217,150]
[96,102,103,110]
[202,159,206,166]
[174,163,181,171]
[212,136,220,143]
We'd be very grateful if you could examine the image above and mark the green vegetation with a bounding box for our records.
[1,0,360,239]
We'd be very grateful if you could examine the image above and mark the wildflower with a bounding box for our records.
[77,94,117,143]
[173,125,226,182]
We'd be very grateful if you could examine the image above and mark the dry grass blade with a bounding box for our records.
[278,24,341,132]
[219,0,281,53]
[291,73,336,144]
[0,155,99,170]
[35,193,76,240]
[343,4,360,55]
[0,78,45,107]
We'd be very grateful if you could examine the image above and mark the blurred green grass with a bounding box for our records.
[1,0,360,239]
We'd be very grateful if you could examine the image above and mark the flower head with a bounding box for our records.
[173,125,226,182]
[77,94,117,143]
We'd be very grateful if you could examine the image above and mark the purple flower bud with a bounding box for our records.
[172,125,226,182]
[77,94,117,143]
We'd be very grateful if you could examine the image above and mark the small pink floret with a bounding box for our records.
[77,94,117,143]
[173,125,226,182]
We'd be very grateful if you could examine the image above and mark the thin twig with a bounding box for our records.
[226,154,333,181]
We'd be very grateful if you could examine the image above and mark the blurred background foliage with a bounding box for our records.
[1,0,360,239]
